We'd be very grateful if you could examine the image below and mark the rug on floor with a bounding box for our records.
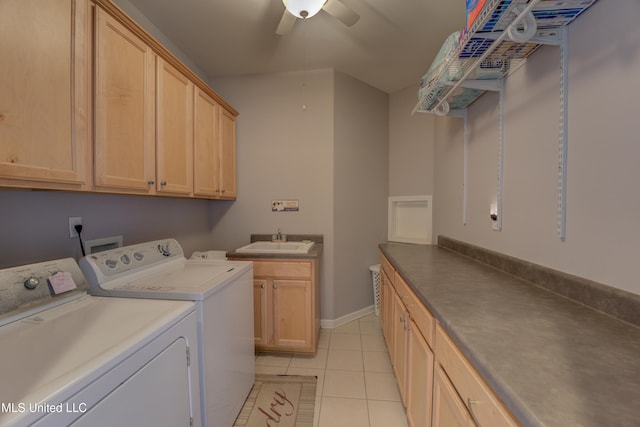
[233,374,317,427]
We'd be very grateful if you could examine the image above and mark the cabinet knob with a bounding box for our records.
[147,180,155,185]
[273,284,278,289]
[260,284,265,289]
[160,181,167,186]
[220,189,225,193]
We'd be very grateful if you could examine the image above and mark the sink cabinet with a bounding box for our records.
[237,258,320,354]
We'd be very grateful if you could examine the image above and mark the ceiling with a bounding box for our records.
[123,0,466,94]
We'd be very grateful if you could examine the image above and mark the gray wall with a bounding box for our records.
[209,69,389,321]
[430,0,640,297]
[389,86,436,197]
[0,190,213,268]
[333,72,389,318]
[207,69,336,319]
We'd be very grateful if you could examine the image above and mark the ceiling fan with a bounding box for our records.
[276,0,360,35]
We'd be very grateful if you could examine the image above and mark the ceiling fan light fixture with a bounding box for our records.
[282,0,326,19]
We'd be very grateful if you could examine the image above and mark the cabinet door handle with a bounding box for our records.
[260,284,265,289]
[220,189,226,193]
[160,181,167,186]
[467,398,482,427]
[147,180,155,185]
[273,284,277,289]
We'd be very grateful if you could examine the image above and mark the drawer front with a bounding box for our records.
[380,254,395,285]
[435,325,519,427]
[252,260,312,278]
[395,272,435,348]
[407,292,435,348]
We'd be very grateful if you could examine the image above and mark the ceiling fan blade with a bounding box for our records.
[276,9,297,35]
[322,0,360,27]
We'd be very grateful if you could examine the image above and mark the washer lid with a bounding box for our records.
[0,295,194,426]
[87,259,252,300]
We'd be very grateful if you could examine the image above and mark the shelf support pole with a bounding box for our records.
[496,80,505,231]
[463,110,468,226]
[557,27,569,240]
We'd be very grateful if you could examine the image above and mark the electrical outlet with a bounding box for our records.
[69,217,82,238]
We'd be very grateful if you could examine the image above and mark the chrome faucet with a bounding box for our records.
[273,228,287,242]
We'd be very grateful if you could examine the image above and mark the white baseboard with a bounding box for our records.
[321,305,376,329]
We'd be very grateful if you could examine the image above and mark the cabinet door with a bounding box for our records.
[272,279,312,349]
[156,57,193,195]
[217,108,236,199]
[392,290,409,404]
[94,7,155,192]
[432,366,475,427]
[253,279,269,347]
[381,268,394,349]
[193,88,218,197]
[0,0,89,187]
[407,319,434,427]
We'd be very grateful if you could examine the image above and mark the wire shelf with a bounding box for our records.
[414,0,598,115]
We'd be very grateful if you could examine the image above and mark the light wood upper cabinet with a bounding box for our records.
[93,7,155,192]
[156,57,193,195]
[191,79,238,199]
[217,108,237,199]
[0,0,89,189]
[193,88,219,197]
[1,0,237,199]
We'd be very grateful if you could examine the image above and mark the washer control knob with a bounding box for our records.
[105,259,118,269]
[133,252,144,262]
[24,277,40,290]
[120,254,131,265]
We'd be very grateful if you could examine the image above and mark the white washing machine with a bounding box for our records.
[0,257,201,427]
[79,239,255,427]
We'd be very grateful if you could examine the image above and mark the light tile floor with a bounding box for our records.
[254,313,409,427]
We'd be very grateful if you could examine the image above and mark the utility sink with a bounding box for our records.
[235,241,315,254]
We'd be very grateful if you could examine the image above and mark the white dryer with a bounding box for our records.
[79,239,255,427]
[0,257,201,427]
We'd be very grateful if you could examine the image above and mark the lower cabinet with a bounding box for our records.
[432,365,475,427]
[434,325,519,427]
[381,254,435,427]
[407,318,435,427]
[380,263,394,348]
[240,258,320,354]
[380,252,518,427]
[392,289,409,403]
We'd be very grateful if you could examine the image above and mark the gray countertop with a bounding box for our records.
[380,243,640,427]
